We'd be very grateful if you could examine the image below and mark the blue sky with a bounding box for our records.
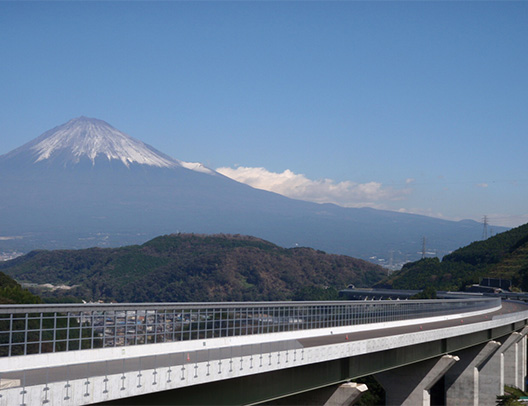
[1,1,527,228]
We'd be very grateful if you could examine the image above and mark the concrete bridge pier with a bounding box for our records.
[323,382,368,406]
[263,382,368,406]
[444,340,501,406]
[477,333,528,406]
[374,354,459,406]
[519,334,528,391]
[503,328,528,390]
[479,343,505,405]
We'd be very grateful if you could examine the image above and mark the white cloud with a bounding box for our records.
[216,166,411,208]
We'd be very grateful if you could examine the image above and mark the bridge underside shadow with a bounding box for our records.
[97,359,352,405]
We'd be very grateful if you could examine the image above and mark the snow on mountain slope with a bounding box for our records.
[179,161,215,174]
[32,116,178,168]
[3,116,216,174]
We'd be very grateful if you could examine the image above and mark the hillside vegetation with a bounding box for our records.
[0,271,41,304]
[377,223,528,291]
[0,234,386,302]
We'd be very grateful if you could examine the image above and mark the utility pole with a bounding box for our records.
[421,236,426,259]
[482,215,488,240]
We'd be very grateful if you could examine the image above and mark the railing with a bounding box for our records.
[0,298,500,357]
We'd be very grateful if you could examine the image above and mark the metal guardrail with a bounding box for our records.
[0,298,500,357]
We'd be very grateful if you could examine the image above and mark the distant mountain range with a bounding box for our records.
[0,116,508,263]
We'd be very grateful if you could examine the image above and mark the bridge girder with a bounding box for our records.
[102,321,527,406]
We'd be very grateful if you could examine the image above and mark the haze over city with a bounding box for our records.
[1,1,526,228]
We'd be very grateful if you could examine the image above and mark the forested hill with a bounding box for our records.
[377,223,528,291]
[0,271,41,304]
[0,234,386,302]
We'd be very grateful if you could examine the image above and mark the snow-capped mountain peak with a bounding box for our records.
[29,116,179,168]
[2,116,216,174]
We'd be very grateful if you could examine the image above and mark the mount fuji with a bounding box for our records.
[2,116,213,173]
[0,117,505,264]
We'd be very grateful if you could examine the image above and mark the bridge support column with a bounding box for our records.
[323,382,368,406]
[520,335,527,390]
[503,328,528,390]
[517,330,527,390]
[375,354,459,406]
[264,382,368,406]
[478,328,528,405]
[445,341,501,406]
[479,344,504,406]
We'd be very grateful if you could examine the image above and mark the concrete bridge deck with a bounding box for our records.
[0,299,526,405]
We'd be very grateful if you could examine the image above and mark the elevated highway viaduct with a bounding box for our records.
[0,298,527,405]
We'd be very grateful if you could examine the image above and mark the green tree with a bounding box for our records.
[496,394,524,405]
[410,286,437,299]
